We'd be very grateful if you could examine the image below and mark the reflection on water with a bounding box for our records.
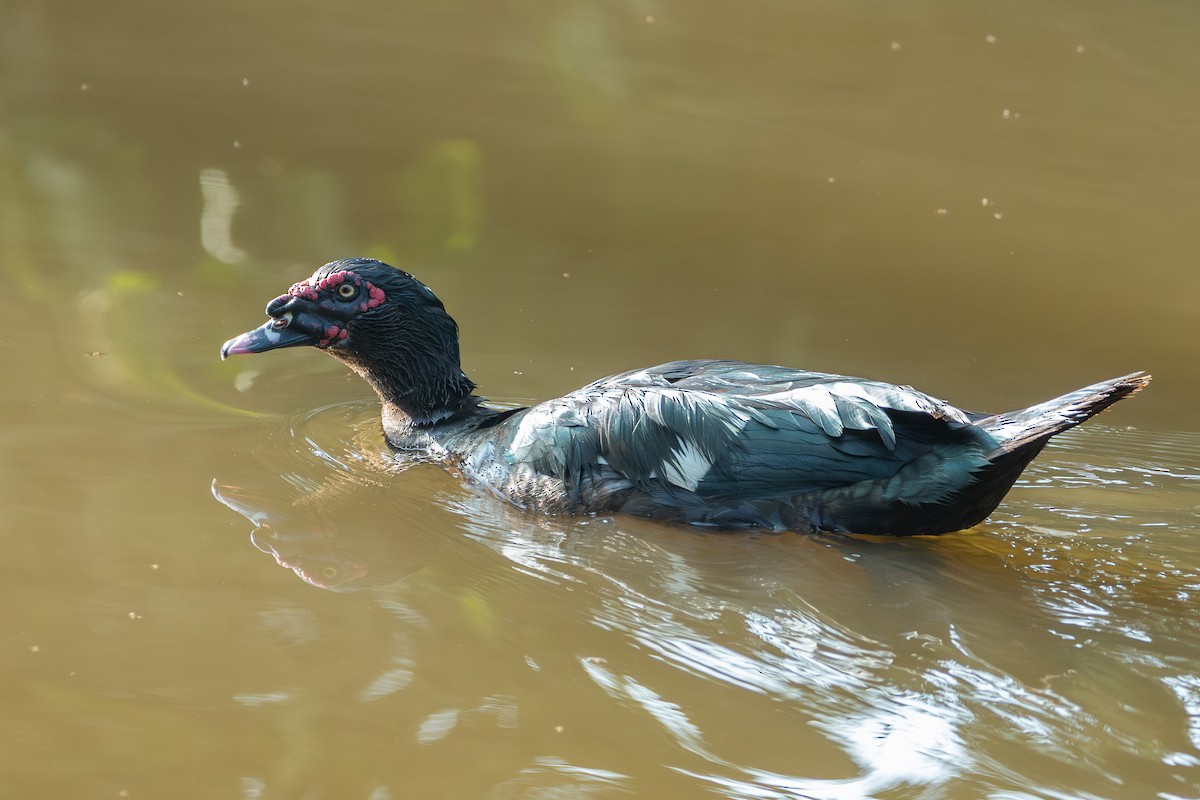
[207,399,1200,798]
[198,168,247,266]
[212,403,437,591]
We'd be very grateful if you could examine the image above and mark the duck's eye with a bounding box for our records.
[337,283,358,300]
[272,312,293,330]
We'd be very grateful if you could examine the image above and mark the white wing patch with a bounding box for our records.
[659,438,712,491]
[509,401,551,456]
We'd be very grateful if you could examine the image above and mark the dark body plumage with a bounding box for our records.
[222,258,1150,536]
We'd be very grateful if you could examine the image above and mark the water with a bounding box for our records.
[2,1,1198,797]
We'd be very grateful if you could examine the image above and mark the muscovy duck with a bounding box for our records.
[221,258,1150,536]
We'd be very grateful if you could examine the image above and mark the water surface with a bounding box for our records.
[2,1,1198,797]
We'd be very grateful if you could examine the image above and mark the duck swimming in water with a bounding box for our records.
[221,258,1150,536]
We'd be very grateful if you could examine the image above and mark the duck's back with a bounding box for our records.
[459,360,1006,534]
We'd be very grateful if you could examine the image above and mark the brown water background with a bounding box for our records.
[1,1,1198,798]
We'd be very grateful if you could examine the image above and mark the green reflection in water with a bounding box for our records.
[398,138,484,256]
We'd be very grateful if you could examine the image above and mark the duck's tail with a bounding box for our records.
[978,371,1152,459]
[883,371,1153,534]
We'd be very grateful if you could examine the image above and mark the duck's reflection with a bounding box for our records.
[212,478,432,591]
[212,400,453,591]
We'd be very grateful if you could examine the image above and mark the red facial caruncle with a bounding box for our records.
[269,268,388,349]
[362,284,385,311]
[287,269,386,308]
[317,325,350,348]
[287,280,320,301]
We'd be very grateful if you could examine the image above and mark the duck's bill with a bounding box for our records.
[220,321,315,359]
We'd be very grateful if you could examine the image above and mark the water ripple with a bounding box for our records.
[213,409,1200,798]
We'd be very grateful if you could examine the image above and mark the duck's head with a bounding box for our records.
[221,258,477,424]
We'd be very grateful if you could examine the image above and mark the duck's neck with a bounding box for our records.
[326,304,495,436]
[335,349,483,430]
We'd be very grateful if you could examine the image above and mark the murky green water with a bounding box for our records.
[2,1,1198,797]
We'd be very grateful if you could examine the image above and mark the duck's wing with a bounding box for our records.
[506,360,991,501]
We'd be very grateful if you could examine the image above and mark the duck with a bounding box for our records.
[220,257,1150,536]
